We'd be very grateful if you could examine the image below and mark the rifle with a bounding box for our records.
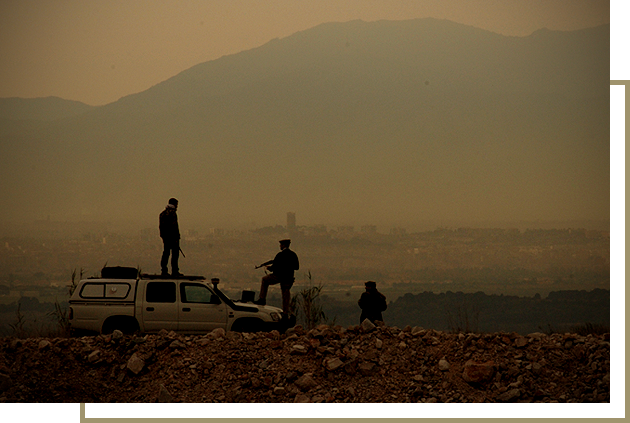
[255,259,273,269]
[179,247,186,258]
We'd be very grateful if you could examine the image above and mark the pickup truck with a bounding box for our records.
[68,267,288,334]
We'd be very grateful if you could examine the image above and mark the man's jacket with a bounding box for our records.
[159,206,180,241]
[359,290,387,324]
[269,248,299,281]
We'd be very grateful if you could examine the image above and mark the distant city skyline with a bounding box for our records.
[0,209,611,241]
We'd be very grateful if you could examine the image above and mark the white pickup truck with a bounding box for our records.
[68,267,287,334]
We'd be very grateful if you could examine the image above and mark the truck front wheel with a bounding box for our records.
[231,318,264,333]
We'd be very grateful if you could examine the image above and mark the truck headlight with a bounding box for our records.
[270,312,281,322]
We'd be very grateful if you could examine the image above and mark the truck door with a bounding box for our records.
[178,282,227,332]
[142,281,178,331]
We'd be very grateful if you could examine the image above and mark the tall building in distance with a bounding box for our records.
[287,212,296,231]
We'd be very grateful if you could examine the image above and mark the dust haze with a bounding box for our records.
[0,19,610,235]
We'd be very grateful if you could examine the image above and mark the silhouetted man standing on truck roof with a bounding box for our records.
[255,239,299,320]
[159,198,181,276]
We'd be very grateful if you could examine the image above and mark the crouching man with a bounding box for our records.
[358,281,387,325]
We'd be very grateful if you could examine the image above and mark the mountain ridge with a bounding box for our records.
[0,96,93,122]
[0,19,609,228]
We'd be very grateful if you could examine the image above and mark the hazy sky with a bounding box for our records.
[0,0,612,106]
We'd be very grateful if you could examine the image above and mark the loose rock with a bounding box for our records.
[126,353,145,375]
[497,388,521,402]
[325,357,344,371]
[462,360,495,384]
[158,384,174,402]
[361,319,376,332]
[87,350,101,363]
[38,340,51,350]
[294,374,318,391]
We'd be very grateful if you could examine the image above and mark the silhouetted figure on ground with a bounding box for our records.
[159,198,181,276]
[358,281,387,324]
[255,239,299,319]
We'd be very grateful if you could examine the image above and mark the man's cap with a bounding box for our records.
[168,198,178,205]
[279,239,291,244]
[365,281,377,288]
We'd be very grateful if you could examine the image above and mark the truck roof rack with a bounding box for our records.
[101,266,139,279]
[140,274,206,281]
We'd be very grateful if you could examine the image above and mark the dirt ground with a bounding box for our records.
[0,322,610,403]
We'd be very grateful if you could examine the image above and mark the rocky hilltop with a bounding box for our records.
[0,321,610,403]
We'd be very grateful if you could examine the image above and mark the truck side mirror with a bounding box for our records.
[210,294,221,305]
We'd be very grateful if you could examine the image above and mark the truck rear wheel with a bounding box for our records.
[102,316,140,335]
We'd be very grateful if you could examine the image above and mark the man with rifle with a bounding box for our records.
[159,197,183,277]
[255,239,299,320]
